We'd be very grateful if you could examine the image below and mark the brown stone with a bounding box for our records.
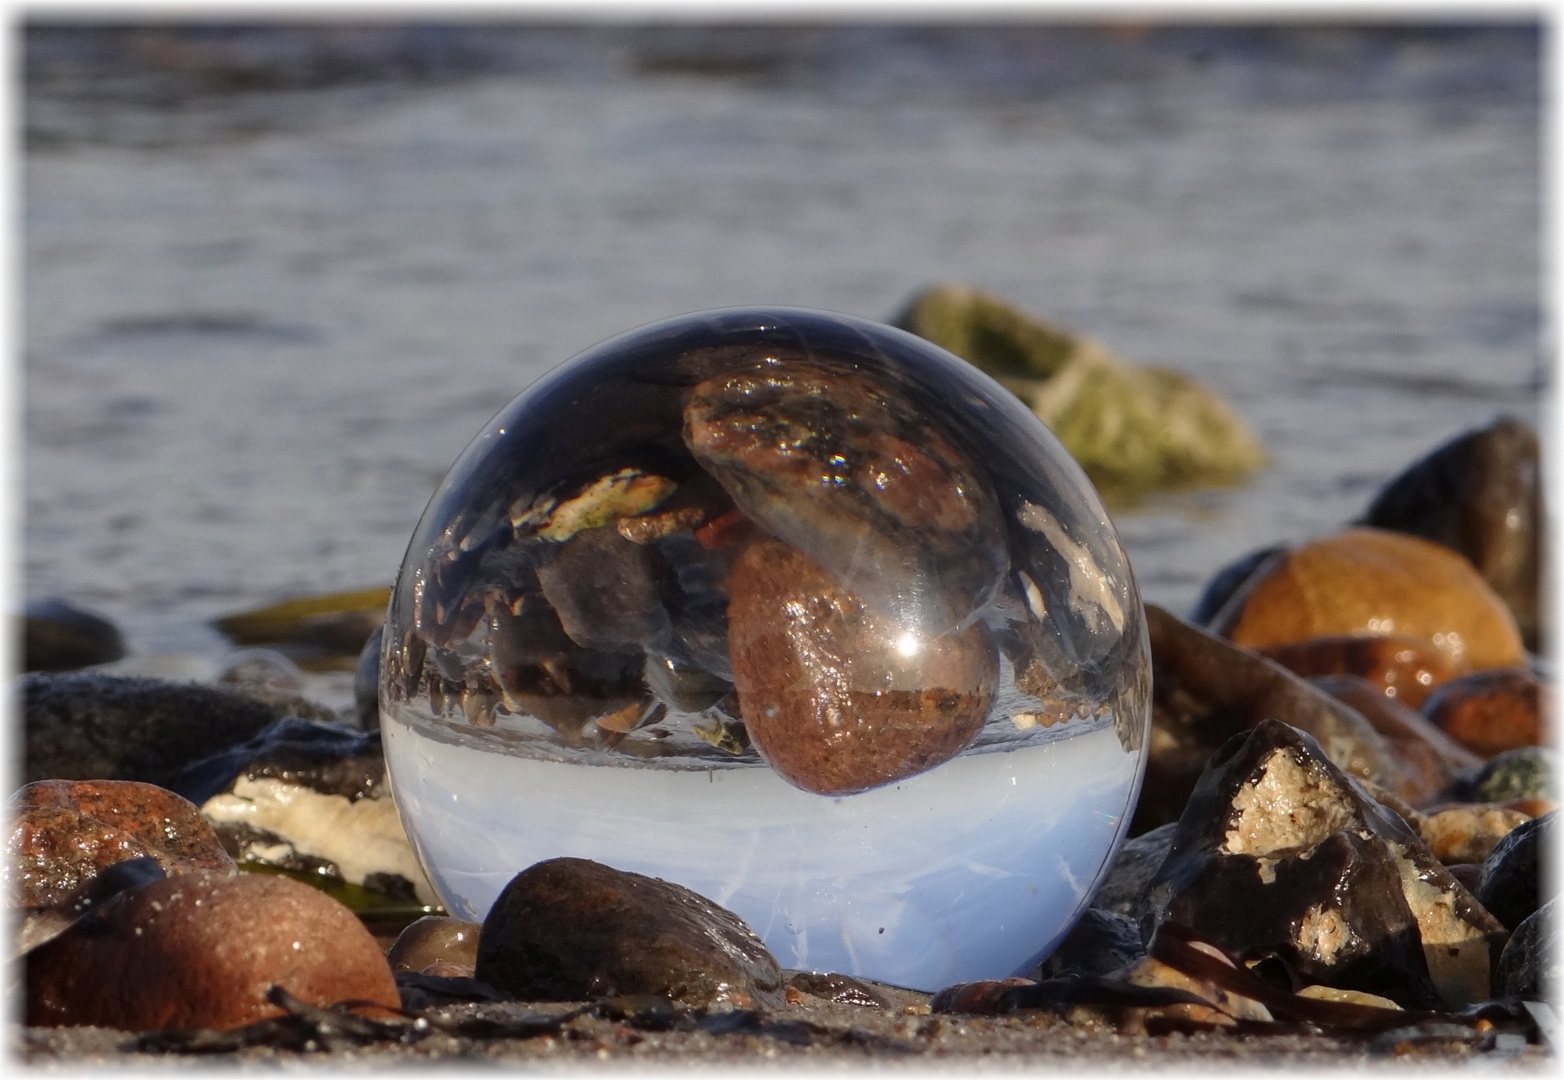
[684,357,1006,635]
[7,780,235,910]
[1259,635,1460,709]
[1308,674,1483,807]
[25,870,400,1030]
[728,537,997,796]
[1139,605,1401,831]
[1212,528,1526,672]
[475,857,784,1010]
[1420,668,1548,758]
[387,915,481,974]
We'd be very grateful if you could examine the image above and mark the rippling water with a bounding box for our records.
[23,23,1543,665]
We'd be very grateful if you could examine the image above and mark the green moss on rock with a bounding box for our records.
[892,285,1266,501]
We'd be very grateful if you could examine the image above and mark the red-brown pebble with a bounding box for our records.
[1420,668,1549,758]
[1260,634,1461,709]
[727,537,997,796]
[25,870,400,1030]
[7,779,235,909]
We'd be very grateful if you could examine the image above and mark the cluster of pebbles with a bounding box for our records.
[11,414,1554,1065]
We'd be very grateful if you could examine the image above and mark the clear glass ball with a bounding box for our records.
[381,307,1151,990]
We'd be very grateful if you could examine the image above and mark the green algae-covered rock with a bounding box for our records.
[891,285,1265,500]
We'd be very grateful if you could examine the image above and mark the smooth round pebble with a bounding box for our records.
[25,870,400,1030]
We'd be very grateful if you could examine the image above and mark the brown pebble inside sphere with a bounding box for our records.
[728,538,998,795]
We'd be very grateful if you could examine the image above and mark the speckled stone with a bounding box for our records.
[22,673,320,789]
[25,870,400,1030]
[7,779,235,909]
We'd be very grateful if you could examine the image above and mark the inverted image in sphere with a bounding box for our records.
[380,307,1151,990]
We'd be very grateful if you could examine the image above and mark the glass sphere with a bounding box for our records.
[381,307,1151,991]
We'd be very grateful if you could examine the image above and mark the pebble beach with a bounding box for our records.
[16,21,1552,1071]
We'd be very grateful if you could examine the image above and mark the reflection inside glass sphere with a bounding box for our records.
[380,307,1151,990]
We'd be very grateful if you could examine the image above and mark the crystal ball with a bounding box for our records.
[381,307,1151,990]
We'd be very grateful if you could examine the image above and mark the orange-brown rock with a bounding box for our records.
[7,779,235,910]
[1420,668,1549,758]
[1214,528,1526,671]
[1259,634,1460,709]
[728,537,997,796]
[25,870,399,1030]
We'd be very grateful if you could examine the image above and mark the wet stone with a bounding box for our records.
[1420,668,1549,759]
[1412,802,1531,866]
[6,779,235,910]
[22,598,127,673]
[388,914,481,974]
[22,673,316,789]
[213,587,390,665]
[1455,746,1555,804]
[475,857,785,1010]
[174,718,435,907]
[1492,896,1559,1000]
[1038,908,1146,980]
[1140,604,1400,831]
[727,536,998,796]
[1211,528,1527,673]
[24,869,400,1031]
[169,716,387,806]
[1089,822,1176,917]
[783,971,892,1008]
[1308,674,1483,807]
[1474,811,1552,933]
[1359,416,1544,651]
[684,356,1007,635]
[353,622,384,728]
[1141,718,1506,1010]
[1260,635,1460,710]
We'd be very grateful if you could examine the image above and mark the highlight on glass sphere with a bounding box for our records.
[380,307,1151,991]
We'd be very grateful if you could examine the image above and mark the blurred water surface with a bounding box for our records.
[23,23,1543,660]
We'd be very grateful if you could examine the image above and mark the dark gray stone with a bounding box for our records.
[23,599,126,673]
[1493,896,1559,1000]
[1358,416,1543,651]
[1476,811,1553,933]
[1038,908,1145,980]
[1138,604,1401,832]
[1456,747,1555,804]
[168,716,385,807]
[354,622,384,728]
[1090,822,1175,918]
[22,673,304,789]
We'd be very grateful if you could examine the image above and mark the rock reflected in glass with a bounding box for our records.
[380,307,1152,991]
